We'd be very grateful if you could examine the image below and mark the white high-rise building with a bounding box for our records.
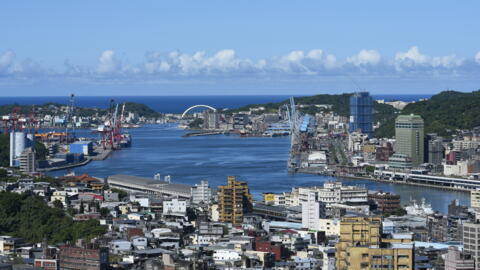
[191,180,213,204]
[301,190,325,230]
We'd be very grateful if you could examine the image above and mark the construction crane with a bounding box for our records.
[65,94,76,142]
[1,107,22,133]
[97,100,127,150]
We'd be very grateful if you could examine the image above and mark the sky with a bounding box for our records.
[1,1,480,96]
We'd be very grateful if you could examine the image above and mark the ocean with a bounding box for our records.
[0,94,431,113]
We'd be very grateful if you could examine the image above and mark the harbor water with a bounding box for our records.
[49,124,469,213]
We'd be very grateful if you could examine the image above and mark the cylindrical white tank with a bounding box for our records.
[14,132,26,159]
[9,131,15,167]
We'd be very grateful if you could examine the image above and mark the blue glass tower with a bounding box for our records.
[349,92,373,137]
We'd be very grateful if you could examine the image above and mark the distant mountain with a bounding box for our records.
[375,90,480,138]
[0,102,161,119]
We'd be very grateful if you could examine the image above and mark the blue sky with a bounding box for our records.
[1,1,480,96]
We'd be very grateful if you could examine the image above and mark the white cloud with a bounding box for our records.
[347,49,381,66]
[0,51,16,73]
[395,46,428,65]
[431,55,463,68]
[394,46,463,69]
[307,49,323,60]
[97,50,121,74]
[475,52,480,64]
[0,47,478,83]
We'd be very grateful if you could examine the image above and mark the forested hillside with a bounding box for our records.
[375,90,480,138]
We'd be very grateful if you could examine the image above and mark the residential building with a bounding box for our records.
[301,190,326,230]
[425,134,444,165]
[263,193,286,206]
[191,180,212,205]
[336,217,414,270]
[395,114,425,166]
[349,92,373,138]
[0,236,23,255]
[218,176,252,225]
[376,141,394,161]
[445,246,475,270]
[50,191,68,207]
[463,222,480,270]
[58,246,109,270]
[19,147,36,173]
[368,191,401,213]
[471,189,480,217]
[285,182,368,208]
[317,218,341,236]
[34,259,58,270]
[163,198,187,215]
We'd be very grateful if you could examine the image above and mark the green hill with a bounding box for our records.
[375,90,480,138]
[0,192,106,244]
[0,102,161,119]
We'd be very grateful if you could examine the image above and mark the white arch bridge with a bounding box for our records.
[181,105,217,118]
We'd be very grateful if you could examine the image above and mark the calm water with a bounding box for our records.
[50,124,468,213]
[0,94,431,113]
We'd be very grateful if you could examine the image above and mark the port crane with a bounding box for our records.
[97,100,129,149]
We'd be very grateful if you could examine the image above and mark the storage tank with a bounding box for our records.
[14,132,26,159]
[9,132,15,167]
[9,131,26,167]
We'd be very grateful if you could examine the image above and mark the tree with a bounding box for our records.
[67,207,78,216]
[79,201,85,214]
[34,141,48,161]
[0,192,106,244]
[188,118,204,129]
[365,165,375,174]
[99,207,110,217]
[111,188,128,200]
[53,200,64,209]
[0,134,9,167]
[0,168,7,178]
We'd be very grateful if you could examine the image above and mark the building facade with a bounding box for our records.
[463,222,480,270]
[349,92,374,138]
[368,191,401,213]
[191,180,212,205]
[395,114,425,167]
[336,217,414,270]
[218,176,252,225]
[19,147,36,173]
[444,246,475,270]
[59,246,108,270]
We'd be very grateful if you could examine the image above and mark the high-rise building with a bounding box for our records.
[218,176,252,225]
[463,222,480,270]
[301,190,326,230]
[395,114,425,166]
[191,180,212,205]
[471,189,480,220]
[19,147,36,173]
[336,216,414,270]
[349,92,374,138]
[425,133,444,165]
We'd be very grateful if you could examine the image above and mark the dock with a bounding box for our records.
[90,148,113,161]
[183,131,225,137]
